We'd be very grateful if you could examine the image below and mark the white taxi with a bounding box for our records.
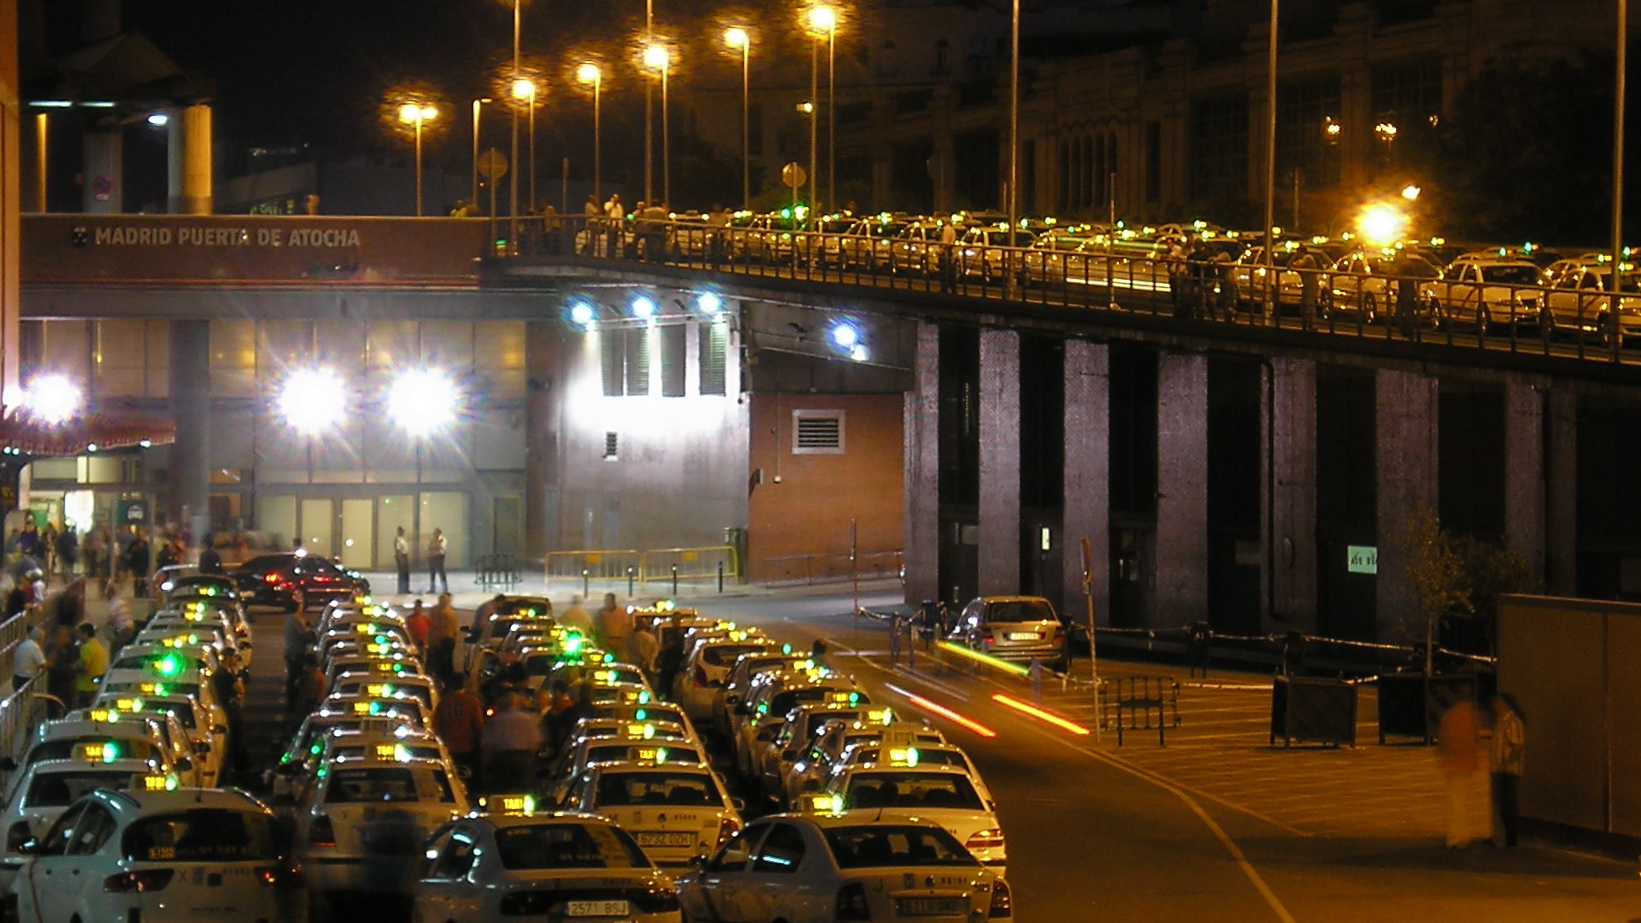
[0,760,179,892]
[558,764,742,868]
[92,692,225,788]
[415,811,681,923]
[11,788,288,923]
[822,763,1007,871]
[330,672,439,712]
[675,813,1011,923]
[671,636,779,723]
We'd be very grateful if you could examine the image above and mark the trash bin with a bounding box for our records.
[1270,676,1358,748]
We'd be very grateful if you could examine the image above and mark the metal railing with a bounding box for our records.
[544,549,643,584]
[502,215,1639,369]
[544,546,741,590]
[761,550,904,586]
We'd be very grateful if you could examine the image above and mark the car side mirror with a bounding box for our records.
[729,797,747,812]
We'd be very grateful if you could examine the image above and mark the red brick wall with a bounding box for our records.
[746,393,904,582]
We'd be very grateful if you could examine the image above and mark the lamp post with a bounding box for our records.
[1262,0,1279,318]
[644,43,672,207]
[512,77,538,213]
[1613,0,1627,361]
[1007,0,1018,293]
[510,0,523,247]
[806,6,837,215]
[398,103,437,216]
[577,64,603,203]
[471,97,492,212]
[644,0,655,205]
[724,27,751,211]
[805,21,819,213]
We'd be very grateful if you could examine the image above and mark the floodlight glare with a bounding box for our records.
[19,374,84,426]
[511,78,535,101]
[146,113,169,127]
[697,292,723,316]
[570,302,597,327]
[576,63,601,85]
[632,297,657,320]
[1357,203,1408,247]
[276,368,347,435]
[643,44,669,71]
[724,27,749,49]
[388,368,460,437]
[830,323,860,348]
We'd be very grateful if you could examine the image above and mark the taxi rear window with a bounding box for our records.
[325,768,420,803]
[122,809,277,863]
[845,773,983,811]
[824,825,978,869]
[31,739,162,765]
[586,745,701,765]
[703,644,767,667]
[594,773,722,808]
[496,822,648,870]
[25,771,140,807]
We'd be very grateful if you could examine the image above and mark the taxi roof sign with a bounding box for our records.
[484,794,537,815]
[798,793,845,815]
[142,774,180,792]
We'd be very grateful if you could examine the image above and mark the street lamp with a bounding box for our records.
[512,77,539,213]
[19,374,84,426]
[802,6,836,214]
[805,6,838,215]
[724,27,751,211]
[471,97,492,212]
[276,368,346,436]
[397,103,438,217]
[576,63,602,203]
[644,43,672,206]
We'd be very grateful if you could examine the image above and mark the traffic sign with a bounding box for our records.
[477,148,508,180]
[781,162,806,190]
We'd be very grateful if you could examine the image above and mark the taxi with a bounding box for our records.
[788,723,948,807]
[295,754,469,899]
[543,738,704,806]
[821,762,1007,871]
[136,620,246,666]
[712,650,815,735]
[557,764,742,868]
[585,701,700,739]
[0,759,178,891]
[269,711,420,797]
[731,670,867,780]
[674,813,1011,923]
[109,642,221,679]
[92,691,225,788]
[323,651,425,689]
[416,809,681,923]
[754,702,883,806]
[331,671,439,712]
[4,710,199,797]
[671,635,779,723]
[11,787,288,923]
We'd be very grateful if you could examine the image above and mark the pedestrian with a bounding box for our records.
[1490,693,1525,847]
[283,604,315,713]
[40,522,57,579]
[482,692,542,794]
[434,673,486,788]
[628,621,659,685]
[404,599,432,652]
[539,679,575,757]
[469,594,506,646]
[12,626,45,691]
[887,613,903,667]
[426,528,448,595]
[292,652,327,723]
[55,578,85,628]
[1214,249,1238,318]
[604,193,624,256]
[597,593,631,658]
[106,597,136,656]
[211,650,247,781]
[74,622,107,708]
[429,592,460,681]
[394,526,412,595]
[1437,686,1485,849]
[938,221,958,292]
[1292,245,1321,320]
[1167,238,1191,317]
[126,528,151,598]
[44,625,77,706]
[559,595,593,637]
[656,624,686,700]
[54,525,77,582]
[2,581,25,620]
[197,540,222,575]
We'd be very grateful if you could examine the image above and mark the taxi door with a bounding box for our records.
[23,802,90,923]
[740,821,814,922]
[680,824,766,923]
[418,824,483,921]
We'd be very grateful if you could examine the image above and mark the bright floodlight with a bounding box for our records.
[807,5,838,32]
[576,63,601,85]
[398,104,436,124]
[570,302,597,327]
[830,322,860,348]
[1358,203,1408,247]
[511,78,535,100]
[724,27,749,49]
[1401,184,1422,201]
[388,368,460,437]
[277,368,347,435]
[697,292,723,316]
[643,44,669,71]
[632,296,657,319]
[146,112,169,127]
[20,374,83,426]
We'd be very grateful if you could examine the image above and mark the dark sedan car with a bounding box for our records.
[233,552,369,610]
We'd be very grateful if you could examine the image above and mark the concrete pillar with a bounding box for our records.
[82,130,121,214]
[168,104,213,216]
[167,320,211,539]
[1267,358,1317,633]
[1375,368,1438,639]
[1503,381,1546,586]
[524,321,564,562]
[1062,340,1110,626]
[166,108,184,214]
[1545,388,1577,596]
[977,328,1021,595]
[1156,352,1208,628]
[903,321,941,605]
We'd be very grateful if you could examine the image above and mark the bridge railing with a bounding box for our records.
[760,549,904,586]
[505,215,1631,366]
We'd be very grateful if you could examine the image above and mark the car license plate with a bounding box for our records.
[1006,632,1039,641]
[898,897,965,916]
[568,900,629,916]
[634,831,694,848]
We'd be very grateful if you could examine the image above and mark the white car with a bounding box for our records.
[416,812,681,923]
[1542,261,1641,344]
[822,763,1007,871]
[295,755,469,900]
[3,710,200,799]
[11,788,288,923]
[543,737,704,806]
[786,721,946,808]
[675,814,1012,923]
[331,671,439,712]
[670,637,778,723]
[558,764,742,868]
[1420,253,1546,334]
[755,703,876,806]
[92,691,226,788]
[0,759,177,892]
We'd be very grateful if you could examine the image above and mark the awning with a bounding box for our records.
[0,412,176,457]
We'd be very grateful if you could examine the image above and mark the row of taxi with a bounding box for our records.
[0,573,290,923]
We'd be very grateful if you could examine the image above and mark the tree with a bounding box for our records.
[1402,508,1538,666]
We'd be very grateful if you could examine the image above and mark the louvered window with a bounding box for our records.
[792,410,844,455]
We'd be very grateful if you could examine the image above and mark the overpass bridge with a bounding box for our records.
[21,213,1641,646]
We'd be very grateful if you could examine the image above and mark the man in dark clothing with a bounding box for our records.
[198,543,223,575]
[54,527,77,581]
[127,530,151,597]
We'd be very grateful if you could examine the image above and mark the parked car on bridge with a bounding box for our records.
[1542,260,1641,344]
[1419,252,1547,334]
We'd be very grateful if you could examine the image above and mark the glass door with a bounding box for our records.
[340,499,374,570]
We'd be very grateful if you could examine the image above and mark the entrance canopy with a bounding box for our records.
[0,412,175,457]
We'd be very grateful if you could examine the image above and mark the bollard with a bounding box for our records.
[671,565,678,596]
[627,567,635,597]
[1029,657,1044,705]
[717,562,724,594]
[582,568,590,598]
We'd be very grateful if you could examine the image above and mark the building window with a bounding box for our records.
[699,321,728,396]
[604,432,619,459]
[933,40,950,76]
[600,333,623,396]
[1188,93,1249,204]
[1277,75,1343,189]
[792,410,845,455]
[659,324,685,397]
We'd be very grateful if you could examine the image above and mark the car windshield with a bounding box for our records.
[495,822,650,870]
[986,599,1057,624]
[594,772,723,807]
[1479,265,1541,285]
[703,644,768,667]
[325,767,423,803]
[122,809,278,863]
[25,770,141,807]
[845,772,985,810]
[825,825,980,869]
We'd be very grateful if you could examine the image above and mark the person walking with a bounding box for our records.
[12,626,45,691]
[559,595,592,637]
[434,674,486,788]
[126,528,151,598]
[197,540,222,575]
[1292,245,1322,321]
[426,528,448,595]
[482,693,542,794]
[211,650,247,782]
[604,194,624,256]
[1438,686,1485,849]
[1490,693,1526,847]
[938,221,958,293]
[44,625,78,706]
[429,593,460,682]
[74,622,107,708]
[283,604,315,713]
[628,621,659,687]
[596,593,631,658]
[394,526,412,595]
[404,600,432,654]
[54,525,76,582]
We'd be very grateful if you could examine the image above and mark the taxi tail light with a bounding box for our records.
[104,869,174,892]
[966,829,1005,850]
[308,814,337,848]
[988,880,1012,918]
[715,816,741,850]
[834,881,872,920]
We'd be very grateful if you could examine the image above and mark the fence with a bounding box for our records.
[760,550,903,586]
[544,546,740,591]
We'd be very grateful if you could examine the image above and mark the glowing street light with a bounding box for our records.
[276,368,347,436]
[723,27,752,210]
[511,77,539,213]
[397,102,438,216]
[576,63,603,202]
[387,369,461,438]
[1357,202,1408,247]
[805,6,838,214]
[631,296,658,321]
[643,43,672,206]
[19,374,83,426]
[569,302,598,328]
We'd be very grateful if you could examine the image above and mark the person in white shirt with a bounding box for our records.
[12,626,45,691]
[427,528,448,595]
[394,526,412,595]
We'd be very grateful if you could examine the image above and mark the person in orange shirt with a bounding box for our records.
[1437,686,1485,848]
[404,599,432,656]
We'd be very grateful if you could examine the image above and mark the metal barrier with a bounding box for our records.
[1099,675,1180,746]
[0,680,65,792]
[640,546,739,586]
[473,554,522,590]
[761,550,903,586]
[507,214,1639,369]
[544,550,642,584]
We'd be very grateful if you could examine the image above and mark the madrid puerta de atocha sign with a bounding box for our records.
[76,224,362,249]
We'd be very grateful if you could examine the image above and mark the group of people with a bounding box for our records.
[1438,686,1526,849]
[391,526,449,596]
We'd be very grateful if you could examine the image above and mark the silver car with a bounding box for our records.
[946,596,1068,670]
